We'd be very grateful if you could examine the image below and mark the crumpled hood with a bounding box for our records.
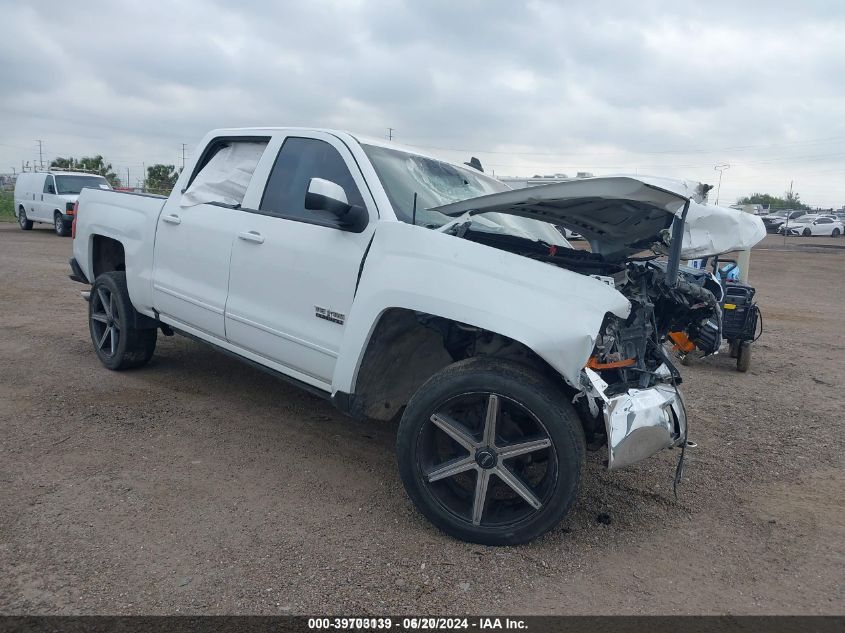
[432,175,764,260]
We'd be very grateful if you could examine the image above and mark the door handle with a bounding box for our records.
[162,214,181,225]
[238,231,265,244]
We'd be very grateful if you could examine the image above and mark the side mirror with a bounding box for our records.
[305,178,367,232]
[305,177,348,213]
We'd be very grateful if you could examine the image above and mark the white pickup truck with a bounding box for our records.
[70,127,765,544]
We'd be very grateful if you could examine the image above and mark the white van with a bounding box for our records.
[14,171,112,236]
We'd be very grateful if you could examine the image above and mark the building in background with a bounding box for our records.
[497,172,594,189]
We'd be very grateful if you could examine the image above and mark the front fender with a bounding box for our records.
[332,222,630,393]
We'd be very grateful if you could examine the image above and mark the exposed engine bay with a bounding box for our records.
[448,226,723,396]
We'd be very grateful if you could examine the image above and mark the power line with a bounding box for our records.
[402,134,845,158]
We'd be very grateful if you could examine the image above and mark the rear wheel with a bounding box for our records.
[54,212,70,236]
[737,341,751,372]
[18,207,32,230]
[397,357,585,545]
[89,271,157,370]
[832,228,840,237]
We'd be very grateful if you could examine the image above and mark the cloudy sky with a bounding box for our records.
[2,0,843,207]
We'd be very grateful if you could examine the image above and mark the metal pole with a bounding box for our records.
[714,163,730,206]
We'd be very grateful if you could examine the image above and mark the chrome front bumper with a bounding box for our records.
[582,367,686,471]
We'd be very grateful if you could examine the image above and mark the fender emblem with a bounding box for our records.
[315,306,345,325]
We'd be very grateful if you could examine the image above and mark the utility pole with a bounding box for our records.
[36,140,44,170]
[714,163,730,205]
[783,180,794,246]
[142,162,146,192]
[387,128,395,141]
[181,143,187,170]
[126,167,130,190]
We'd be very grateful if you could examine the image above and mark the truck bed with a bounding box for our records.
[72,188,168,318]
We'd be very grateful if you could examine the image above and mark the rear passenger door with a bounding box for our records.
[224,133,376,386]
[152,137,269,340]
[813,217,832,235]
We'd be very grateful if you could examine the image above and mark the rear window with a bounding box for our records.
[54,175,111,194]
[181,140,268,208]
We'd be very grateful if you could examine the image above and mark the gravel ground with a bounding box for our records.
[0,224,842,615]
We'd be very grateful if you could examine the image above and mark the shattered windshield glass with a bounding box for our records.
[362,144,507,227]
[362,144,571,247]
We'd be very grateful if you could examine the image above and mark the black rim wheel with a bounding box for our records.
[90,285,120,358]
[415,391,557,528]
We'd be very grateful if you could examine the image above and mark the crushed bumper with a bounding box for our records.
[582,367,686,470]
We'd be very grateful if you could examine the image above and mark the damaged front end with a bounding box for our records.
[581,366,685,470]
[575,259,705,470]
[430,176,766,470]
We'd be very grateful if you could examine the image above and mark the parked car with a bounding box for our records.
[778,214,843,237]
[69,128,764,544]
[14,171,111,236]
[761,209,807,233]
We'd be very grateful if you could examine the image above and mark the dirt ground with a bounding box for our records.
[0,223,842,615]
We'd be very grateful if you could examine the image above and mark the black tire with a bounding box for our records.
[18,207,33,230]
[802,228,811,237]
[832,228,840,238]
[89,271,157,370]
[737,341,751,372]
[728,340,739,358]
[54,212,70,237]
[397,357,585,545]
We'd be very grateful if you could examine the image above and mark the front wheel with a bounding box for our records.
[802,228,812,237]
[397,357,585,545]
[89,271,157,370]
[54,212,70,236]
[18,208,33,230]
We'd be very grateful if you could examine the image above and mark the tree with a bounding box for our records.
[736,191,811,211]
[50,155,120,187]
[146,164,180,195]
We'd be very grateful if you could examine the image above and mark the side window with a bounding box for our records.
[260,137,364,223]
[817,218,832,224]
[43,176,55,194]
[181,140,268,208]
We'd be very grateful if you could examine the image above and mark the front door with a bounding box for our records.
[224,133,376,385]
[152,138,269,339]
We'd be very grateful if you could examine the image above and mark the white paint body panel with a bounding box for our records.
[72,188,166,318]
[331,222,631,393]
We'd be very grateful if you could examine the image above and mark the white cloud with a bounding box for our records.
[1,0,843,206]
